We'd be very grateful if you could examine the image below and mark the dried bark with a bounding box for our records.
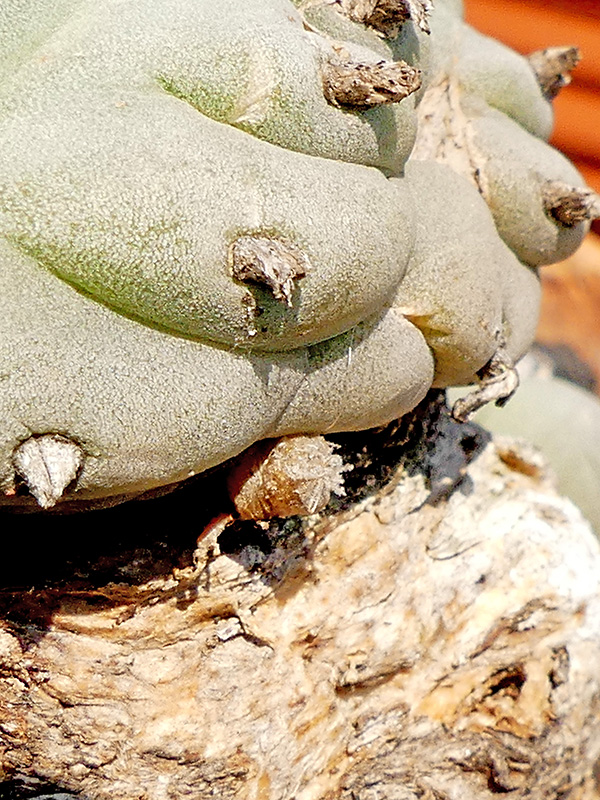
[410,76,488,195]
[1,396,600,800]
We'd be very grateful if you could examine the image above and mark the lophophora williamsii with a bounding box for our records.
[0,0,594,510]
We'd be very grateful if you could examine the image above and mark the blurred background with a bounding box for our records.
[464,0,600,393]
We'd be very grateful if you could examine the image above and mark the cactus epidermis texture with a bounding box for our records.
[0,0,592,506]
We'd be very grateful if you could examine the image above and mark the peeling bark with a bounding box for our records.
[411,76,488,195]
[1,396,600,800]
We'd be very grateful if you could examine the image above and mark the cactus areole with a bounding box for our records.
[0,0,594,509]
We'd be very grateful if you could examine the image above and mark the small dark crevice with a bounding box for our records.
[334,663,412,696]
[217,520,273,558]
[0,465,231,595]
[486,773,515,794]
[486,665,527,700]
[0,780,81,799]
[549,646,570,688]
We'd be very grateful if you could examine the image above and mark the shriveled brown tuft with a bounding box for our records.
[333,0,433,38]
[323,59,421,108]
[228,435,348,519]
[543,181,600,228]
[13,434,84,509]
[528,46,580,101]
[229,236,309,307]
[452,347,519,422]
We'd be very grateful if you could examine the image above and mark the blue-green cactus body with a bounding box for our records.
[0,0,592,506]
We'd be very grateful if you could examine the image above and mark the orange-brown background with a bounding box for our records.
[464,0,600,392]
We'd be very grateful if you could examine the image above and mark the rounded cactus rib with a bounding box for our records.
[456,26,553,140]
[468,109,588,266]
[0,240,308,503]
[273,310,435,436]
[393,161,512,388]
[0,93,414,352]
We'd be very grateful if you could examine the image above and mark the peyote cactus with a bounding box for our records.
[0,0,595,509]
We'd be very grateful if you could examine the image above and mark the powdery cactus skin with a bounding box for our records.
[0,0,594,507]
